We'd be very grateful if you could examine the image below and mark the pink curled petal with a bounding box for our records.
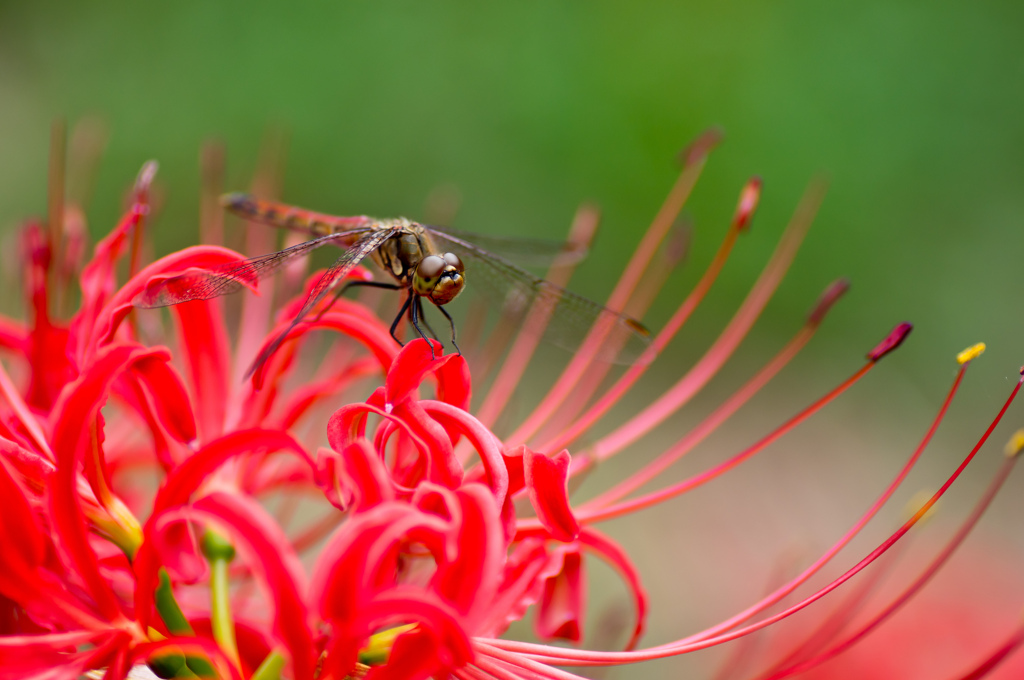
[193,492,316,680]
[151,518,206,584]
[0,436,54,485]
[311,503,451,625]
[392,400,462,488]
[131,354,197,444]
[93,245,249,351]
[50,343,169,620]
[337,439,396,511]
[327,402,433,480]
[434,484,505,624]
[171,299,231,443]
[385,338,454,406]
[501,445,527,496]
[275,356,379,430]
[0,629,118,677]
[153,428,309,514]
[477,537,550,638]
[365,627,444,680]
[73,204,145,350]
[423,400,507,505]
[315,447,349,510]
[249,306,397,392]
[534,544,585,643]
[433,352,471,410]
[310,503,412,620]
[358,587,474,677]
[523,448,580,542]
[579,527,648,650]
[0,455,48,593]
[327,402,380,451]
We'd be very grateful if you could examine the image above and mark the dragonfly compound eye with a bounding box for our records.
[414,254,465,305]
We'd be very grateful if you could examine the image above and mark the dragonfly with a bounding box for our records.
[134,193,651,377]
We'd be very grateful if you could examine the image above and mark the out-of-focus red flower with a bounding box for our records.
[0,126,1022,680]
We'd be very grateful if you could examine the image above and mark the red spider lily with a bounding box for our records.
[0,126,1022,680]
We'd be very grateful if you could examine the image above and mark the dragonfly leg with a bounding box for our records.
[390,292,414,347]
[436,304,461,356]
[408,292,436,360]
[414,297,441,345]
[312,279,402,324]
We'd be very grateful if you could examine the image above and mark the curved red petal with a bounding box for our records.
[434,484,506,627]
[50,343,169,620]
[171,299,231,443]
[579,527,648,650]
[337,440,396,511]
[534,544,585,643]
[93,246,248,352]
[423,400,507,505]
[153,428,309,514]
[192,492,317,680]
[385,339,456,407]
[131,354,197,444]
[523,448,580,542]
[433,353,471,410]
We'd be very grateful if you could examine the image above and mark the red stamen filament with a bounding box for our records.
[540,178,760,454]
[573,181,825,462]
[570,279,846,508]
[576,354,874,524]
[761,453,1021,678]
[491,366,1021,667]
[507,134,718,445]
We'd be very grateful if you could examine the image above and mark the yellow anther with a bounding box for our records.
[956,342,986,364]
[1004,429,1024,458]
[904,489,938,524]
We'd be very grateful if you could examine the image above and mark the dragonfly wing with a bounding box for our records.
[245,226,402,378]
[428,231,651,365]
[134,231,369,308]
[425,224,587,266]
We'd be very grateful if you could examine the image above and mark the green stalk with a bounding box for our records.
[250,649,286,680]
[152,569,215,678]
[201,529,241,670]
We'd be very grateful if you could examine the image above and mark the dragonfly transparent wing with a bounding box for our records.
[245,226,402,377]
[133,230,371,308]
[427,225,587,266]
[426,228,651,365]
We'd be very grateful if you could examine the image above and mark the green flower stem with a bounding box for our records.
[201,529,241,670]
[250,649,286,680]
[152,569,215,678]
[155,569,194,636]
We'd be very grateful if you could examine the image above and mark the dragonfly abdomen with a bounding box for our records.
[220,192,368,236]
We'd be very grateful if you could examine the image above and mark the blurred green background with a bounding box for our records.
[2,1,1024,676]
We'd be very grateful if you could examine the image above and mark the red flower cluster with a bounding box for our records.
[1,130,1023,680]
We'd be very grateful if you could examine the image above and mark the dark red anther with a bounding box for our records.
[867,322,914,362]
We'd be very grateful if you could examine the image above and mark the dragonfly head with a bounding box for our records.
[414,253,465,306]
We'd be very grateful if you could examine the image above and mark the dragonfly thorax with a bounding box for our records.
[413,253,465,305]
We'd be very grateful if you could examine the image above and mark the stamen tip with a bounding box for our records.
[867,322,913,361]
[134,160,159,194]
[1004,429,1024,458]
[904,489,938,523]
[806,278,850,325]
[676,128,724,167]
[732,176,762,231]
[956,342,986,365]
